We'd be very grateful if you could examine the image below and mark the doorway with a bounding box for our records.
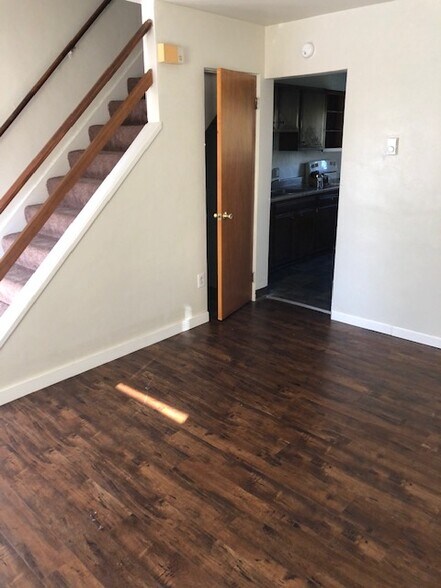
[204,69,257,321]
[268,71,346,313]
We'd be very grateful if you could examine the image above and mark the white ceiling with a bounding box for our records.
[165,0,395,26]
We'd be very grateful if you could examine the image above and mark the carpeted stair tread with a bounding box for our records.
[68,150,124,180]
[0,73,148,320]
[47,176,102,208]
[25,204,79,239]
[127,77,142,93]
[2,232,58,272]
[108,98,147,125]
[89,124,143,151]
[0,301,9,318]
[0,264,34,305]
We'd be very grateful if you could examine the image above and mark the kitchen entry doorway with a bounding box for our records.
[205,69,256,321]
[268,71,347,314]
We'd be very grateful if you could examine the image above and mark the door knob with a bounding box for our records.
[213,212,233,220]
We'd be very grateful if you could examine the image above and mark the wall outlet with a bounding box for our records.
[197,272,206,288]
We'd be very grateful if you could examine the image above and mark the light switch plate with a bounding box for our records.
[387,137,399,156]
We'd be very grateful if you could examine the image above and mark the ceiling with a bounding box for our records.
[164,0,395,26]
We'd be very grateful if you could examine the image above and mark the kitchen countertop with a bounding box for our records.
[271,184,340,203]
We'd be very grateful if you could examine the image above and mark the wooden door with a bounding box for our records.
[216,68,256,320]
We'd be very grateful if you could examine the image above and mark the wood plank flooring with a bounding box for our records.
[1,299,441,587]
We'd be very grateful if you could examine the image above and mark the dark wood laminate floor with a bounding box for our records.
[1,300,441,587]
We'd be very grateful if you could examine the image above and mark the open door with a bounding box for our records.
[216,68,256,320]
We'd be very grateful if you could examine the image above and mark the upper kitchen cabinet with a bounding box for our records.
[325,91,345,149]
[273,82,346,152]
[274,84,300,131]
[273,83,300,151]
[299,89,326,150]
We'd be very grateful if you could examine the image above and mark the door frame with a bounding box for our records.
[268,69,348,313]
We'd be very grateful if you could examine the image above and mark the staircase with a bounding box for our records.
[0,77,147,319]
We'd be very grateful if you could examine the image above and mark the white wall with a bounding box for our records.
[266,0,441,346]
[0,1,272,397]
[152,0,272,290]
[0,0,142,196]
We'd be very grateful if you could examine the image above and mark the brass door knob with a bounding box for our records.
[213,212,233,220]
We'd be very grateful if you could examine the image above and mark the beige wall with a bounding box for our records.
[266,0,441,342]
[0,1,272,396]
[0,0,142,195]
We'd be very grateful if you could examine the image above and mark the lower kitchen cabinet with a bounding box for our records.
[271,212,295,268]
[315,195,339,253]
[291,207,316,260]
[269,191,338,272]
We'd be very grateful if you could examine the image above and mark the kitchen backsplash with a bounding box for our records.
[272,148,342,180]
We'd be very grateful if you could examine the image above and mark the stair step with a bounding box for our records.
[0,264,34,305]
[25,205,79,239]
[127,77,141,93]
[0,74,146,317]
[89,124,143,151]
[47,176,102,208]
[0,301,9,318]
[2,233,58,272]
[108,98,147,125]
[68,150,124,180]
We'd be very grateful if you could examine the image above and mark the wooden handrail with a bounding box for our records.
[0,0,115,138]
[0,69,153,282]
[0,19,152,216]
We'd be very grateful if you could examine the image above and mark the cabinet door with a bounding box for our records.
[270,211,294,269]
[315,203,338,253]
[292,207,316,260]
[299,90,326,150]
[274,84,300,131]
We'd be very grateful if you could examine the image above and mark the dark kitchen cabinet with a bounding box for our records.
[274,84,300,131]
[270,196,315,269]
[292,207,316,259]
[269,191,339,272]
[315,196,338,252]
[273,83,300,152]
[271,211,296,267]
[273,84,345,152]
[325,91,345,149]
[299,89,326,150]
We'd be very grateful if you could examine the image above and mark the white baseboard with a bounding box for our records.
[331,311,441,349]
[0,311,209,407]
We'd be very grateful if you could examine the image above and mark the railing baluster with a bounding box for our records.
[0,70,153,282]
[0,19,153,216]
